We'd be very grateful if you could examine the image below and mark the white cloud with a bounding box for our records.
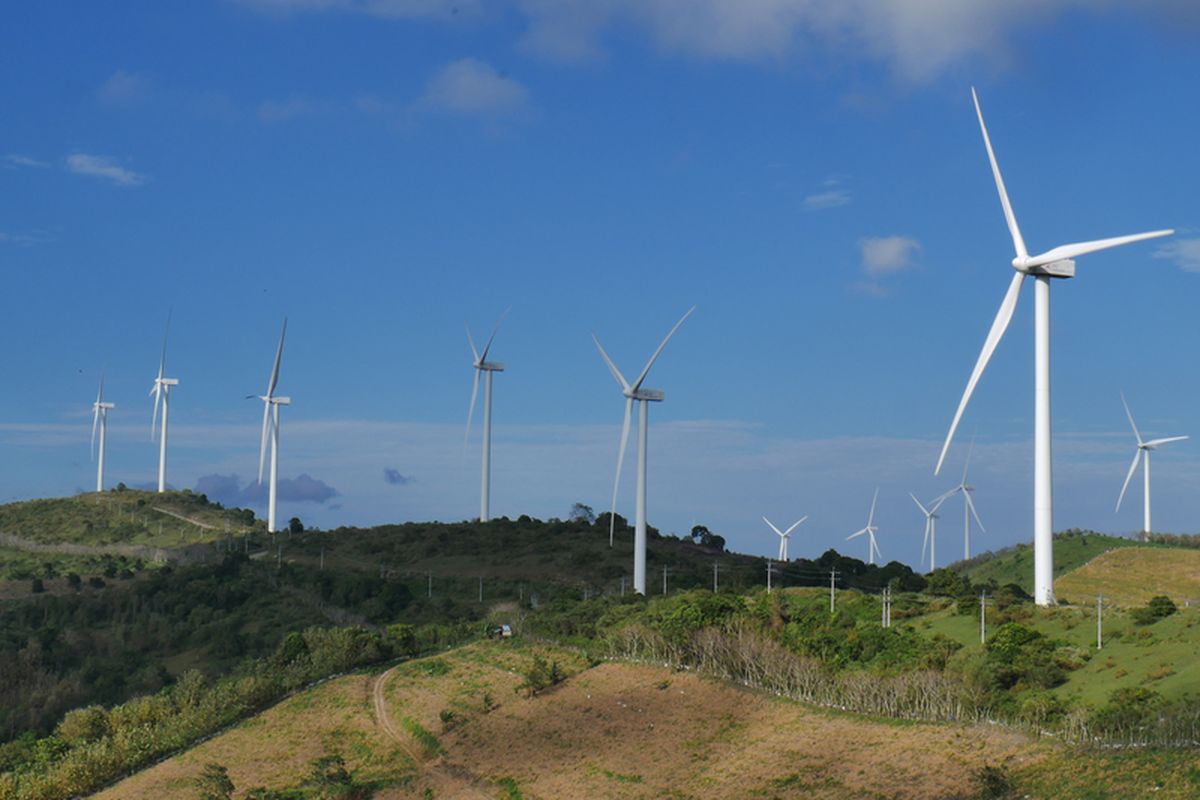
[3,154,49,169]
[419,58,529,116]
[803,180,852,211]
[97,69,154,106]
[65,153,147,186]
[258,96,320,123]
[859,235,920,276]
[1153,238,1200,273]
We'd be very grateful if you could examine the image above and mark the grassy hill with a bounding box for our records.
[97,639,1200,800]
[1054,547,1200,608]
[950,530,1160,593]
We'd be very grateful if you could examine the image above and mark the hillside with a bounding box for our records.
[97,639,1200,800]
[1054,547,1200,608]
[950,530,1158,593]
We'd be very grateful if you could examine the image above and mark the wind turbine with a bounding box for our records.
[763,515,807,562]
[91,376,115,492]
[150,317,179,493]
[934,88,1173,606]
[941,442,986,561]
[910,493,947,571]
[847,488,882,565]
[250,319,290,534]
[595,306,695,595]
[1116,393,1187,539]
[465,310,508,523]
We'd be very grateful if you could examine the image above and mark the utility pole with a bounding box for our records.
[427,572,432,598]
[829,568,839,614]
[519,583,524,602]
[276,546,281,570]
[881,586,892,628]
[478,576,483,603]
[713,561,719,592]
[1097,594,1104,649]
[980,590,989,644]
[766,560,774,594]
[320,547,324,571]
[620,576,626,596]
[662,565,668,596]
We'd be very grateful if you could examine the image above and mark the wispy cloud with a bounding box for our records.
[258,96,322,123]
[383,467,413,486]
[0,229,53,246]
[803,178,852,211]
[65,153,147,186]
[419,58,530,117]
[3,154,49,169]
[236,0,479,19]
[1153,238,1200,273]
[97,69,154,106]
[859,235,919,276]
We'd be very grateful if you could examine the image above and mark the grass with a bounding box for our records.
[953,530,1157,594]
[1054,547,1200,607]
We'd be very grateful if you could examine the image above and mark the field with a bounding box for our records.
[1054,547,1200,607]
[97,639,1200,800]
[953,531,1158,593]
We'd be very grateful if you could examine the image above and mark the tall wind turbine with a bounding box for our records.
[935,88,1173,606]
[150,317,179,493]
[910,493,946,571]
[465,310,508,523]
[1116,393,1187,539]
[763,515,807,562]
[941,443,986,561]
[250,319,290,534]
[595,306,695,594]
[91,376,115,492]
[847,488,882,565]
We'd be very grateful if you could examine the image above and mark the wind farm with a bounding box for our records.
[4,5,1200,799]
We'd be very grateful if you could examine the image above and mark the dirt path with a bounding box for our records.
[150,505,248,532]
[372,665,404,744]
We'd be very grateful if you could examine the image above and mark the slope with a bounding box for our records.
[1053,547,1200,607]
[951,530,1157,593]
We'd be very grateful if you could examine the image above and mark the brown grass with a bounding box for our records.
[1055,547,1200,607]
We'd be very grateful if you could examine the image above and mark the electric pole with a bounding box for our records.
[427,572,432,598]
[1097,594,1104,649]
[766,560,773,594]
[713,560,719,592]
[662,565,668,596]
[478,576,483,603]
[980,590,989,644]
[829,568,839,614]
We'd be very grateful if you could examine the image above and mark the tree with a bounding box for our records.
[30,578,44,594]
[569,503,595,524]
[387,623,418,657]
[194,763,235,800]
[690,525,726,552]
[289,517,304,535]
[66,572,82,590]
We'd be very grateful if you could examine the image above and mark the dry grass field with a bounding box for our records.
[1054,547,1200,607]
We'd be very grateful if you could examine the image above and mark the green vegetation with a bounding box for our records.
[951,529,1158,593]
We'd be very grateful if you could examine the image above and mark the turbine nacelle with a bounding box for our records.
[94,402,115,410]
[156,378,180,387]
[475,361,505,372]
[629,388,664,402]
[1013,257,1075,278]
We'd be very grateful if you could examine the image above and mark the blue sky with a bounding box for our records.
[3,1,1200,568]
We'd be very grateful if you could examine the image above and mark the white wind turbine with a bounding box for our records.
[763,515,807,562]
[465,310,508,523]
[847,488,882,565]
[910,493,947,571]
[150,317,179,493]
[1116,393,1187,539]
[250,319,290,534]
[935,88,1173,606]
[91,376,115,492]
[595,306,695,595]
[940,442,986,561]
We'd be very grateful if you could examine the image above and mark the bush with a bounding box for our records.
[973,764,1015,798]
[195,762,235,800]
[1132,595,1178,625]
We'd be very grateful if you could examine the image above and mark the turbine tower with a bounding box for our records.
[250,319,290,534]
[910,493,946,571]
[847,488,882,565]
[935,88,1173,606]
[1116,393,1187,539]
[595,306,695,594]
[150,317,179,493]
[91,376,115,492]
[941,443,986,561]
[465,310,508,523]
[763,515,807,562]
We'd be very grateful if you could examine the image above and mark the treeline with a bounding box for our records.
[0,621,478,800]
[0,554,415,743]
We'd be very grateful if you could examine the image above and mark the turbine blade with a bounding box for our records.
[593,334,630,392]
[783,516,808,536]
[935,271,1025,474]
[867,487,879,528]
[1027,230,1174,269]
[267,318,287,398]
[930,493,949,514]
[158,311,170,381]
[609,397,634,546]
[91,405,99,461]
[464,368,481,447]
[962,434,975,483]
[762,516,784,537]
[972,87,1027,259]
[964,490,986,533]
[631,305,695,393]
[465,323,480,363]
[1116,449,1142,512]
[1144,435,1189,448]
[910,492,929,516]
[150,384,161,440]
[479,306,510,363]
[1120,392,1143,446]
[95,375,104,406]
[921,519,930,565]
[257,400,271,483]
[847,528,867,541]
